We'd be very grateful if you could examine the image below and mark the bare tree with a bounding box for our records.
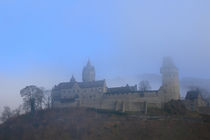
[40,87,52,109]
[139,80,151,92]
[0,106,12,122]
[45,90,52,109]
[20,85,44,113]
[12,105,23,117]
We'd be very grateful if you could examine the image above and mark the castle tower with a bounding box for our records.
[70,75,76,83]
[82,60,95,82]
[160,57,180,102]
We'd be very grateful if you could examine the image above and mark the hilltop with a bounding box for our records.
[0,107,210,140]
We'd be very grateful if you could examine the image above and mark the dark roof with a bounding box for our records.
[78,80,105,88]
[106,85,137,94]
[185,90,201,100]
[54,80,106,89]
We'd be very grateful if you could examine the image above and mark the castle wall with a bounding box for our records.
[54,91,162,112]
[52,58,181,112]
[99,91,162,111]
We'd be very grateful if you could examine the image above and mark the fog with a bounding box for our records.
[0,0,210,111]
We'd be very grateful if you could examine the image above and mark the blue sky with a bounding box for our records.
[0,0,210,108]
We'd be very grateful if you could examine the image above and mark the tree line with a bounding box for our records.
[1,80,152,123]
[0,85,52,123]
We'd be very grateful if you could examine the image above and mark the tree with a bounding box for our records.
[12,105,23,117]
[139,80,151,92]
[40,87,52,109]
[20,85,44,112]
[0,106,12,122]
[45,90,52,109]
[164,100,187,115]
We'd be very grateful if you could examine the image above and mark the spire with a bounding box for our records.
[87,59,91,66]
[82,60,96,82]
[70,75,76,82]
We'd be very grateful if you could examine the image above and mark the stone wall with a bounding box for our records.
[53,90,163,112]
[52,57,181,112]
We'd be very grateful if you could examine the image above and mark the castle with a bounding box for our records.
[52,57,180,112]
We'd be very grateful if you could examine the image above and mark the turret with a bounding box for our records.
[160,57,180,102]
[82,60,95,82]
[70,75,76,83]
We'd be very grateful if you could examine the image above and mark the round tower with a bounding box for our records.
[82,60,95,82]
[160,57,180,102]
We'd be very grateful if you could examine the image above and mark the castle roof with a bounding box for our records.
[106,85,137,94]
[185,90,202,100]
[70,75,76,82]
[83,60,95,70]
[54,80,106,90]
[79,80,105,88]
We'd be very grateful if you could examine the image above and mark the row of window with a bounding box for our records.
[62,88,103,94]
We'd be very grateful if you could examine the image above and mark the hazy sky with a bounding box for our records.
[0,0,210,109]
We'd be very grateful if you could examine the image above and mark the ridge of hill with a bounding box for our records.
[0,107,210,140]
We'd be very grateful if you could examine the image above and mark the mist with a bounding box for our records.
[0,0,210,111]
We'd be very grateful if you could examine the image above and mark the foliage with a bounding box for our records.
[0,107,210,140]
[20,85,44,112]
[12,105,24,117]
[0,106,12,122]
[40,87,52,109]
[164,100,187,115]
[0,105,24,123]
[43,90,52,109]
[90,108,127,116]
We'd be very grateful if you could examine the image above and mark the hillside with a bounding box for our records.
[0,107,210,140]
